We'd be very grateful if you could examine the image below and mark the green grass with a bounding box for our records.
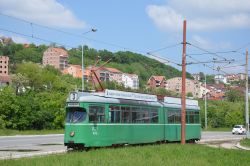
[202,127,231,132]
[0,129,64,136]
[1,144,250,166]
[240,138,250,148]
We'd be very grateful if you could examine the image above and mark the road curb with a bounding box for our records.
[0,134,64,139]
[198,137,242,143]
[235,142,250,150]
[0,149,67,160]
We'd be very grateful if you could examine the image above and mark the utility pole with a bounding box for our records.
[246,50,249,138]
[205,73,207,129]
[82,45,84,91]
[181,20,187,144]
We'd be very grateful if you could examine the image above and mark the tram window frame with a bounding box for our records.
[150,108,158,123]
[121,106,131,123]
[89,105,105,123]
[131,106,141,123]
[167,108,181,124]
[66,107,87,123]
[109,105,121,123]
[186,110,200,124]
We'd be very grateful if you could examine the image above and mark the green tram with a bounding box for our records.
[64,90,201,149]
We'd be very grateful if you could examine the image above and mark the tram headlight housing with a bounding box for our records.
[70,131,75,137]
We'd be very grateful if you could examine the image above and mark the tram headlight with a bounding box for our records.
[70,131,75,137]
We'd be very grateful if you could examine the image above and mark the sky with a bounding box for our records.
[0,0,250,74]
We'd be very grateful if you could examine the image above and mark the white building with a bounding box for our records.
[214,74,227,84]
[192,73,200,81]
[121,73,139,89]
[199,85,210,99]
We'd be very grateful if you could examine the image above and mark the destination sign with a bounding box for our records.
[105,89,157,102]
[164,97,198,106]
[67,102,80,107]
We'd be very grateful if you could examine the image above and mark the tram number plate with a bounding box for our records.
[70,92,78,101]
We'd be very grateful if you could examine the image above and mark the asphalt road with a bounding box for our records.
[0,131,247,159]
[0,134,65,159]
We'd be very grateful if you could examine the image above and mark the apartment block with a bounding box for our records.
[0,56,10,86]
[43,47,68,70]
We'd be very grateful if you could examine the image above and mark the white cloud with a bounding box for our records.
[12,36,29,44]
[0,0,86,29]
[146,0,250,31]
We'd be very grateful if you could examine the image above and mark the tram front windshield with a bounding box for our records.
[66,107,87,123]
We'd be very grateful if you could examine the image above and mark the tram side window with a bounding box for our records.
[186,111,200,124]
[194,111,200,123]
[140,107,150,123]
[109,106,121,123]
[121,106,131,123]
[167,109,181,124]
[131,107,140,123]
[89,105,105,123]
[150,108,158,123]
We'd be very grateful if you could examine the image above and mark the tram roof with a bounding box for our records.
[162,97,200,110]
[67,90,200,110]
[71,91,162,107]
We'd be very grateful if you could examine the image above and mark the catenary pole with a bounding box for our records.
[82,45,84,91]
[181,20,187,144]
[246,50,249,138]
[205,73,207,129]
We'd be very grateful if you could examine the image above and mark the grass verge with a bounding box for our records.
[0,129,64,136]
[240,138,250,148]
[1,144,250,166]
[202,127,231,132]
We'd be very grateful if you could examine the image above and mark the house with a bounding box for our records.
[192,73,200,81]
[43,47,68,70]
[214,74,227,84]
[206,84,226,100]
[63,65,83,78]
[121,73,139,89]
[147,76,167,88]
[0,56,10,87]
[199,85,210,99]
[226,73,246,82]
[84,66,122,83]
[106,67,123,84]
[165,77,201,98]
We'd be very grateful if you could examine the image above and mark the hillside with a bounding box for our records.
[0,42,191,87]
[68,45,192,86]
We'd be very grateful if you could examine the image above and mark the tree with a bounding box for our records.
[187,92,193,97]
[225,89,244,102]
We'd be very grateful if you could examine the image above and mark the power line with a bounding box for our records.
[0,27,75,48]
[219,64,246,69]
[147,52,181,66]
[235,42,250,52]
[0,26,181,69]
[186,54,230,75]
[0,12,136,50]
[186,59,234,65]
[188,42,230,61]
[187,50,237,56]
[147,43,181,54]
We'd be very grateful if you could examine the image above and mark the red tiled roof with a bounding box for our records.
[105,67,122,73]
[152,76,166,82]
